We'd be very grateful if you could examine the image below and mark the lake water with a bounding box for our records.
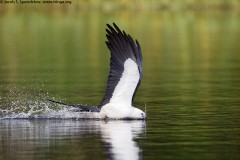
[0,10,240,159]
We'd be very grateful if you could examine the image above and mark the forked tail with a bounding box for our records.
[48,99,100,112]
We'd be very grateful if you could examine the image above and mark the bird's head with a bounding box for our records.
[132,107,146,120]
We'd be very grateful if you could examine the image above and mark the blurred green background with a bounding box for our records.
[1,0,240,11]
[1,1,240,160]
[0,0,240,106]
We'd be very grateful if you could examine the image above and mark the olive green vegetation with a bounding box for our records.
[0,0,240,12]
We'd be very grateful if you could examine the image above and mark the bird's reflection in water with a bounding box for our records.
[101,121,145,160]
[0,120,145,160]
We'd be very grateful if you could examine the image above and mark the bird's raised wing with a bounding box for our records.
[99,23,142,108]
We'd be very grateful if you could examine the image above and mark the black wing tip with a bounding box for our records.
[106,23,116,32]
[136,40,139,45]
[106,22,140,41]
[106,23,123,35]
[105,22,142,64]
[106,22,118,29]
[106,23,131,44]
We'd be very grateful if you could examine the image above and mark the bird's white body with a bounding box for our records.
[100,104,145,119]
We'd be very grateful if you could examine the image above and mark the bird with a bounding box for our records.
[49,23,146,120]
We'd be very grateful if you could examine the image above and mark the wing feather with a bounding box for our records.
[99,23,143,108]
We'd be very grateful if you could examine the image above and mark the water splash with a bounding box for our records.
[0,99,101,119]
[0,86,101,120]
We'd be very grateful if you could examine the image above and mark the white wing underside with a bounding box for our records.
[100,59,140,118]
[109,58,140,107]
